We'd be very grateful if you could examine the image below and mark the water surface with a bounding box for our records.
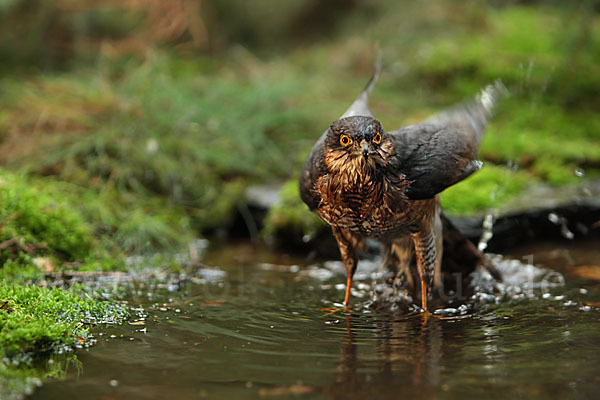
[30,240,600,399]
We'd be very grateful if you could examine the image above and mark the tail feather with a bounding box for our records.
[426,80,508,145]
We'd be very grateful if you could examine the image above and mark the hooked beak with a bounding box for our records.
[360,140,370,157]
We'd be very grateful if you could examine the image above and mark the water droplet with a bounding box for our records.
[561,225,575,240]
[478,213,496,251]
[547,213,574,239]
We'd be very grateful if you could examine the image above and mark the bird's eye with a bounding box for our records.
[373,132,382,144]
[340,134,352,147]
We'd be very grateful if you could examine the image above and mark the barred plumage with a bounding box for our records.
[299,63,505,312]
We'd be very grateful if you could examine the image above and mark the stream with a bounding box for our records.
[29,239,600,400]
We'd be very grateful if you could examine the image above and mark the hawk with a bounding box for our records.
[299,62,503,313]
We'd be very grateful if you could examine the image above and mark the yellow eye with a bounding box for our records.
[373,132,382,144]
[340,134,352,147]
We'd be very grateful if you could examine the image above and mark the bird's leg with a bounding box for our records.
[411,221,472,321]
[432,210,444,291]
[411,228,437,313]
[332,227,359,308]
[392,237,415,290]
[382,238,414,302]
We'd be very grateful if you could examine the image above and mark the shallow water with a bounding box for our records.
[30,240,600,400]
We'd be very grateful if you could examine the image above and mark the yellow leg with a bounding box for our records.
[412,229,436,314]
[420,274,428,311]
[343,275,353,307]
[331,227,359,311]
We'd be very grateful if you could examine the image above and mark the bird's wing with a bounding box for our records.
[388,82,507,200]
[299,55,382,210]
[340,52,382,119]
[299,134,327,210]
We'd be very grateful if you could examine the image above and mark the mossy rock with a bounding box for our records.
[262,180,334,253]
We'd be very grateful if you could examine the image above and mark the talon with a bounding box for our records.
[421,308,432,321]
[319,306,346,317]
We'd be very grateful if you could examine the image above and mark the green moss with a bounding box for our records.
[0,168,198,272]
[531,157,579,186]
[411,5,599,96]
[0,282,128,398]
[0,258,44,282]
[73,187,194,258]
[440,164,530,215]
[480,101,600,186]
[0,171,94,276]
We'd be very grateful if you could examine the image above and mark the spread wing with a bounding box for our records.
[299,57,382,210]
[389,81,507,200]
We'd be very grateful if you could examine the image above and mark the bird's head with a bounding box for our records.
[324,116,392,176]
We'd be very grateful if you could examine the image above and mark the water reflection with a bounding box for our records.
[323,301,600,400]
[324,316,444,399]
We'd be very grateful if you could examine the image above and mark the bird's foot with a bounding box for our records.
[420,308,432,318]
[319,303,349,317]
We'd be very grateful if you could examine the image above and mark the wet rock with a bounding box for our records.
[453,181,600,252]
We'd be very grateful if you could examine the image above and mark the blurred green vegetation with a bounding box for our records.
[0,0,599,259]
[0,171,93,268]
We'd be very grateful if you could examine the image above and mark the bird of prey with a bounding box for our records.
[299,62,504,314]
